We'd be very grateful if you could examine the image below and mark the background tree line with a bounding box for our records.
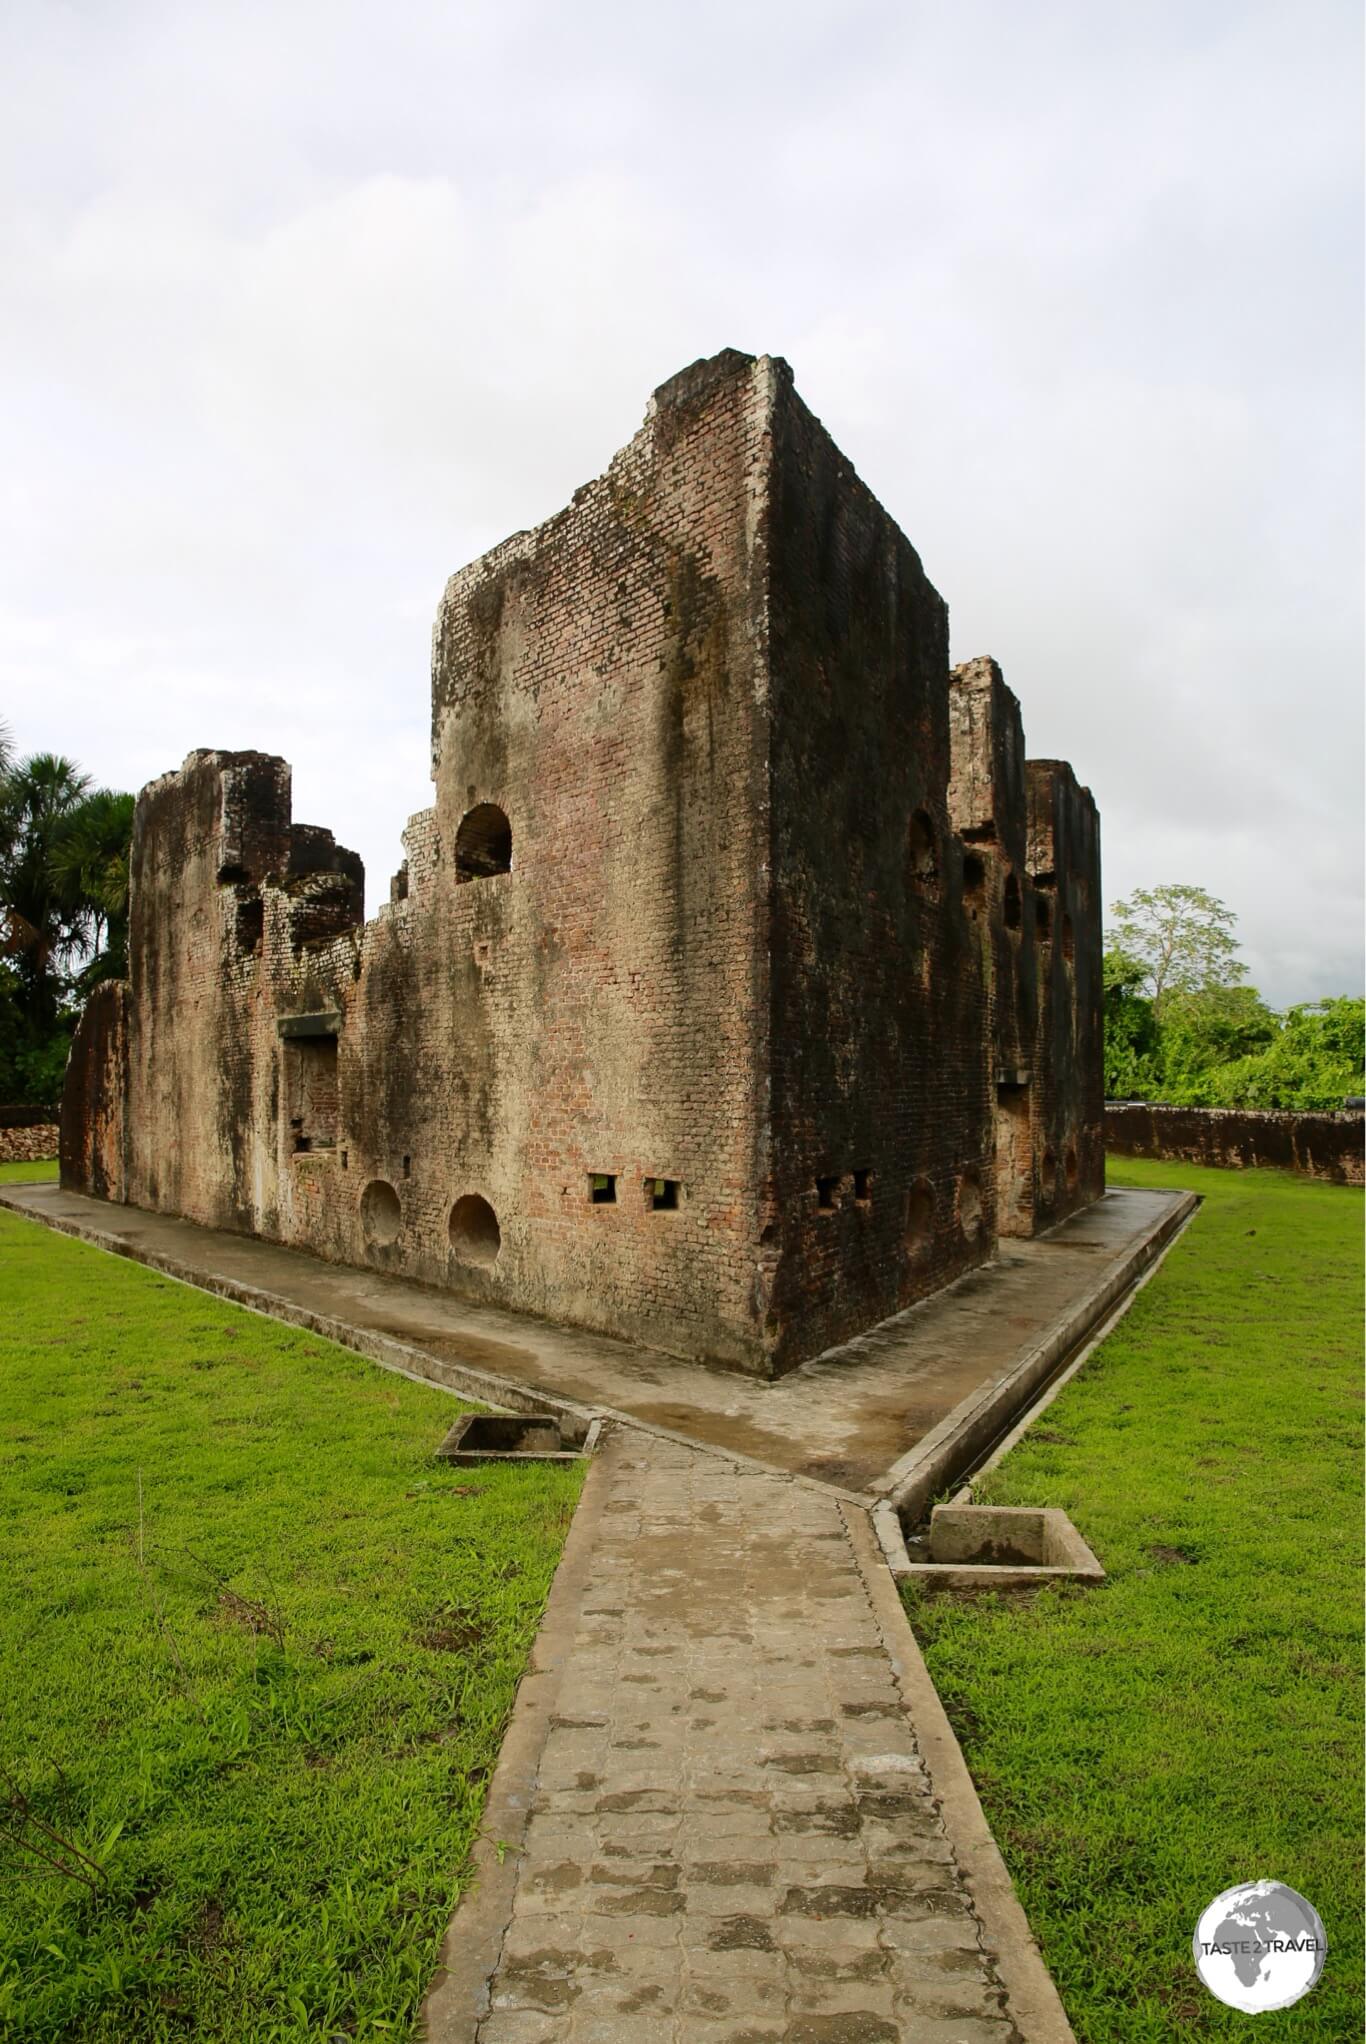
[1105,883,1363,1112]
[0,718,134,1103]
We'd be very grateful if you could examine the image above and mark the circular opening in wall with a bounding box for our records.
[906,1179,935,1254]
[454,803,512,882]
[449,1194,501,1267]
[361,1179,401,1248]
[958,1169,983,1242]
[909,809,938,884]
[1065,1146,1079,1191]
[1041,1149,1057,1200]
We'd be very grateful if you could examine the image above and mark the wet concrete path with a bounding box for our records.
[0,1182,1180,1494]
[423,1429,1058,2044]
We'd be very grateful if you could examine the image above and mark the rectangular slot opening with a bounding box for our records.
[402,1155,411,1179]
[647,1178,679,1212]
[816,1175,838,1211]
[853,1168,872,1203]
[284,1036,339,1155]
[589,1173,617,1205]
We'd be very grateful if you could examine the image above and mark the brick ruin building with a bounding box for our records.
[62,349,1103,1376]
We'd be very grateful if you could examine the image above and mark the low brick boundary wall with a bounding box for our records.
[0,1106,60,1164]
[1105,1102,1363,1186]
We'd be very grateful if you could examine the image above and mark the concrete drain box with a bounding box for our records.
[896,1503,1104,1592]
[436,1413,583,1464]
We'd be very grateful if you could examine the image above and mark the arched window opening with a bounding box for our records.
[909,810,938,884]
[958,1168,983,1243]
[361,1179,401,1248]
[906,1180,935,1253]
[454,804,512,883]
[963,852,986,908]
[449,1193,501,1266]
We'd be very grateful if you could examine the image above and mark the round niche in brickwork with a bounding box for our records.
[454,804,512,882]
[449,1193,501,1267]
[958,1169,983,1243]
[906,1179,935,1254]
[361,1179,401,1248]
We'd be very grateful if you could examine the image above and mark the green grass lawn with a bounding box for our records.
[0,1171,584,2042]
[906,1157,1363,2043]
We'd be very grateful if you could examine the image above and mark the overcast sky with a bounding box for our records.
[3,0,1361,1006]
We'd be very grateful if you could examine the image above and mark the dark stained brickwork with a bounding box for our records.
[61,349,1104,1375]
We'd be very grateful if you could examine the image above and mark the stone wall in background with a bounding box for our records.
[1105,1102,1363,1186]
[0,1106,60,1163]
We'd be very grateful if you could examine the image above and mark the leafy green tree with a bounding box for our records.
[1157,985,1279,1104]
[1108,883,1247,1013]
[1103,947,1163,1098]
[1203,996,1365,1111]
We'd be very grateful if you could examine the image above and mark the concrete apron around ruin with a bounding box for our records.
[0,1180,1192,1511]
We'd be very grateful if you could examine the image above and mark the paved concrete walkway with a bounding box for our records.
[425,1430,1067,2043]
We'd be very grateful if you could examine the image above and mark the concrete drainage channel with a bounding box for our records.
[877,1499,1104,1593]
[875,1188,1199,1593]
[435,1411,603,1464]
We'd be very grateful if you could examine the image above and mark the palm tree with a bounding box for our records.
[52,788,136,985]
[0,753,92,1030]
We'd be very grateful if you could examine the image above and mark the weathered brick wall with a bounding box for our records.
[1106,1103,1364,1185]
[423,348,773,1366]
[1028,760,1105,1222]
[60,982,128,1198]
[764,375,994,1363]
[60,347,1106,1374]
[947,658,1041,1239]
